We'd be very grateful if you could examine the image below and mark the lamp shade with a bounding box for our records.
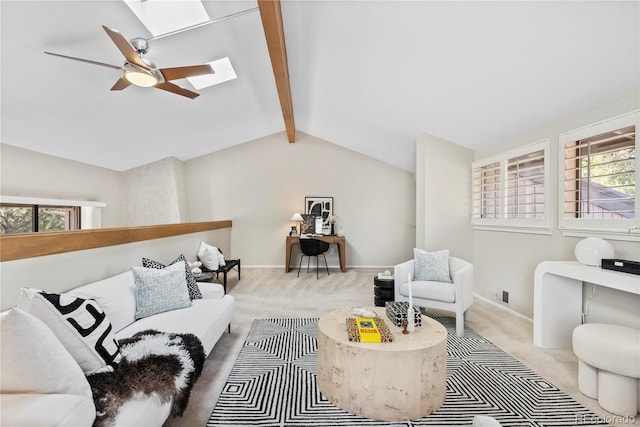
[574,237,614,266]
[290,213,303,221]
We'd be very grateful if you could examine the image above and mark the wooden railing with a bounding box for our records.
[0,221,232,262]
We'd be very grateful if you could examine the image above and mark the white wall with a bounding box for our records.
[0,144,124,227]
[185,132,416,268]
[122,157,190,226]
[0,228,231,310]
[473,93,640,323]
[416,134,474,262]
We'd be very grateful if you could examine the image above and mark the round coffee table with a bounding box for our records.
[317,306,447,421]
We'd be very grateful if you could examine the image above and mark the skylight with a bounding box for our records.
[123,0,238,90]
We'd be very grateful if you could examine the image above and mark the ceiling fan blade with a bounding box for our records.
[44,51,122,70]
[155,82,200,99]
[159,64,214,81]
[110,77,131,91]
[102,25,147,69]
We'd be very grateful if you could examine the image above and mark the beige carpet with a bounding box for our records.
[165,267,636,427]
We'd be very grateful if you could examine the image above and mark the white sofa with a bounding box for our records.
[0,270,235,427]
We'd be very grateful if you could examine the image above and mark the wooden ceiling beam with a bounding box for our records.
[258,0,296,143]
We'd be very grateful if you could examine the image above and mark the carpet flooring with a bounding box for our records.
[206,316,609,427]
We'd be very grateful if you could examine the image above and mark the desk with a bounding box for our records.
[533,261,640,349]
[286,235,346,272]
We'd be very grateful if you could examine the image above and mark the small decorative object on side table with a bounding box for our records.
[373,271,394,307]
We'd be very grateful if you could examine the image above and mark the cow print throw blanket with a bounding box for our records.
[87,329,205,427]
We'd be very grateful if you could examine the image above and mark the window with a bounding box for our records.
[0,195,105,235]
[0,204,81,234]
[559,111,639,238]
[472,140,550,232]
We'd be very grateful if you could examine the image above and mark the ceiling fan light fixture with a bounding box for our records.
[124,69,157,87]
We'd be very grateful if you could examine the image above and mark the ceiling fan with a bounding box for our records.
[45,25,214,99]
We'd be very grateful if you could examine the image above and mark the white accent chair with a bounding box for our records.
[394,256,474,337]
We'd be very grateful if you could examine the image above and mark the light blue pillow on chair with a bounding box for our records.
[413,248,452,283]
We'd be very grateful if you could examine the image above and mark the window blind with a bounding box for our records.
[506,150,545,219]
[473,161,501,219]
[563,125,635,220]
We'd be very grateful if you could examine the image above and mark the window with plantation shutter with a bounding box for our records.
[559,110,639,238]
[473,161,501,220]
[472,140,550,232]
[506,150,545,219]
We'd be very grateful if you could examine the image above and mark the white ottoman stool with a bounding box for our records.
[573,323,640,416]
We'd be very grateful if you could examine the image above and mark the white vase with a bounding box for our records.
[574,237,614,266]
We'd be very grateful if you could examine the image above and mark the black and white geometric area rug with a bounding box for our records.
[207,317,609,427]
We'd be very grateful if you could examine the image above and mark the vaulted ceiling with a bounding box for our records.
[1,1,638,172]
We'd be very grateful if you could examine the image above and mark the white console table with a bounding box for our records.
[533,261,639,349]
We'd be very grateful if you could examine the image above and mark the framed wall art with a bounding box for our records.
[305,196,333,233]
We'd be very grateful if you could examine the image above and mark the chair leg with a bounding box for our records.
[456,314,465,337]
[316,255,319,279]
[322,253,330,276]
[297,255,305,277]
[307,256,311,273]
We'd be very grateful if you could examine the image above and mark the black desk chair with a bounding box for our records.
[298,238,330,279]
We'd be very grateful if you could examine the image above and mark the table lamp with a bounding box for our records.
[290,212,303,235]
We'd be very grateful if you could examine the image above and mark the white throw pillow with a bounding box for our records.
[18,288,122,375]
[131,261,192,320]
[413,248,452,283]
[0,308,92,397]
[202,247,220,270]
[198,241,220,270]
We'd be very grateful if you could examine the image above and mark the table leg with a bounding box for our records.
[337,240,346,272]
[285,240,292,272]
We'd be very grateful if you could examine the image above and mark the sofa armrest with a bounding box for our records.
[197,282,225,299]
[449,257,474,311]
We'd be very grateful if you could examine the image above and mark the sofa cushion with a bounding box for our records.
[0,308,92,397]
[0,393,96,427]
[18,288,122,374]
[399,280,456,303]
[414,248,452,283]
[117,293,235,357]
[142,254,202,300]
[132,262,192,319]
[70,271,136,333]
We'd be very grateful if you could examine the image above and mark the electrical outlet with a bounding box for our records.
[502,290,509,304]
[496,289,503,300]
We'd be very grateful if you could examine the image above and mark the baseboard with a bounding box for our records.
[474,294,533,323]
[241,265,392,269]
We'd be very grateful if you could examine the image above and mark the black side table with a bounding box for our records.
[373,276,394,307]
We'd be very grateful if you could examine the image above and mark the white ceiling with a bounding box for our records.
[1,1,638,173]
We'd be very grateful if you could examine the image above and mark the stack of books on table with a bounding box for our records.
[346,317,393,342]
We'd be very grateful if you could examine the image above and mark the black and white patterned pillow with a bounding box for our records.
[18,288,122,374]
[142,254,202,300]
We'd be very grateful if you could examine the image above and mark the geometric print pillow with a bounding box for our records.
[142,254,202,300]
[413,248,452,283]
[17,288,122,375]
[131,262,192,320]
